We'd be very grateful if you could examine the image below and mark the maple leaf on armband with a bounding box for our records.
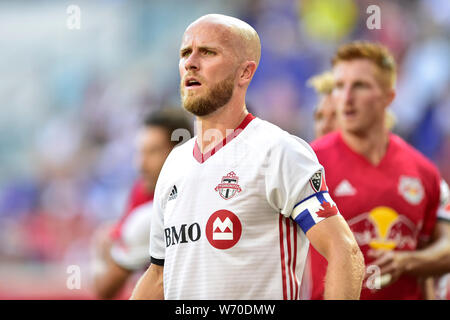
[316,202,338,218]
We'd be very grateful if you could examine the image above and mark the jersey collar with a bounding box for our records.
[193,113,256,164]
[337,131,394,168]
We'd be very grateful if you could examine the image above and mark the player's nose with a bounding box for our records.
[184,51,200,71]
[341,87,354,106]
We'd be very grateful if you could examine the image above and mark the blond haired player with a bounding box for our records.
[308,70,396,138]
[131,14,365,300]
[309,41,450,299]
[308,71,336,138]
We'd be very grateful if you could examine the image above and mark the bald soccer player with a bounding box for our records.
[131,14,364,300]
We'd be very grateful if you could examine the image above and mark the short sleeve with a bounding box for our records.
[149,176,166,266]
[418,171,441,246]
[110,180,153,241]
[110,202,153,270]
[265,135,340,234]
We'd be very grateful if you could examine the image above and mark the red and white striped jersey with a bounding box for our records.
[150,114,339,299]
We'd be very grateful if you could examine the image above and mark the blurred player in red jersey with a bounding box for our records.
[308,71,336,138]
[306,68,450,300]
[301,69,402,299]
[308,70,396,139]
[91,108,193,299]
[309,41,450,299]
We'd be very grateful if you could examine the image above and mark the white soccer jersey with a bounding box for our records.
[150,114,340,299]
[110,202,153,270]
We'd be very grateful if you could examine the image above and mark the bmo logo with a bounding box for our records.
[164,223,201,247]
[206,210,242,250]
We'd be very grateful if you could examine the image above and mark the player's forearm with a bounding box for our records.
[130,264,164,300]
[324,241,365,300]
[420,277,436,300]
[403,224,450,277]
[93,261,132,299]
[92,232,123,299]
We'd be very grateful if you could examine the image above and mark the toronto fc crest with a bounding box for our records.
[215,171,242,200]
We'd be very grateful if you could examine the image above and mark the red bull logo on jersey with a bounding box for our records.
[215,171,242,200]
[398,176,424,205]
[348,206,419,251]
[206,210,242,249]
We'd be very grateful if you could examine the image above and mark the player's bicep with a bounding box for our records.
[305,215,357,260]
[430,220,450,245]
[131,263,164,300]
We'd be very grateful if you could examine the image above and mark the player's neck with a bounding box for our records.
[341,126,390,166]
[195,102,248,154]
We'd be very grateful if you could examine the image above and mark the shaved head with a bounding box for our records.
[179,14,260,117]
[184,14,261,67]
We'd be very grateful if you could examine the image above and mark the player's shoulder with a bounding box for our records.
[250,118,318,160]
[156,137,195,185]
[390,134,440,177]
[165,136,196,164]
[130,179,146,197]
[129,179,154,208]
[310,131,341,153]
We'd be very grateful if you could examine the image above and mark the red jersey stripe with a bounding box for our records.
[285,217,293,300]
[279,215,287,300]
[293,222,299,300]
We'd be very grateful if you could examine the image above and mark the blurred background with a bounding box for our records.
[0,0,448,299]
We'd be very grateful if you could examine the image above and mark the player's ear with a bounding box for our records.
[384,88,396,108]
[238,61,257,87]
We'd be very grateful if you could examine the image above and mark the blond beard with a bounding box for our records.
[180,73,235,117]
